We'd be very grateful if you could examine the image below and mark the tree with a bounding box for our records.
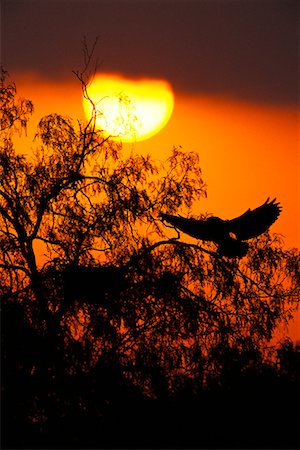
[1,66,300,439]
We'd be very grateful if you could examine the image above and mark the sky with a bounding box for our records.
[1,0,299,339]
[2,0,299,105]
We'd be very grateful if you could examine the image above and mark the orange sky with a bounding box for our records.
[12,73,300,341]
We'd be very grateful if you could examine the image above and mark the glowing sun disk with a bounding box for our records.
[83,74,174,142]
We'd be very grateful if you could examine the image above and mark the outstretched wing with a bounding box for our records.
[160,213,207,239]
[228,198,282,240]
[160,213,226,241]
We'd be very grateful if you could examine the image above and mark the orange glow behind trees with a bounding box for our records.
[1,69,299,450]
[7,73,300,341]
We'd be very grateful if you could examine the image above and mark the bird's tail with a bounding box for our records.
[217,238,249,258]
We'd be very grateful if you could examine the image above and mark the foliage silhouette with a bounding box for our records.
[1,67,300,449]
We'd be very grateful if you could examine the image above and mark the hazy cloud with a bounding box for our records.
[2,0,299,105]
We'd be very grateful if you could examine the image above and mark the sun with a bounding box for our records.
[82,74,174,142]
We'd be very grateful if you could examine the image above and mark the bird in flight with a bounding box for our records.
[160,198,282,257]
